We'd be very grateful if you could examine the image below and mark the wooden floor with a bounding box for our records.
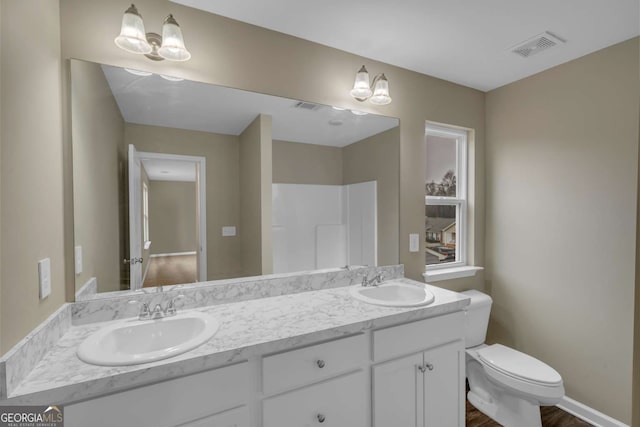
[466,398,593,426]
[143,253,197,288]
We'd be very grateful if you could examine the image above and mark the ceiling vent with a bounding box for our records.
[510,31,566,58]
[293,101,322,111]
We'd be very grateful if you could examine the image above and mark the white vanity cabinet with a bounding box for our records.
[63,310,465,427]
[65,362,250,427]
[372,312,466,427]
[261,334,368,427]
[263,370,367,427]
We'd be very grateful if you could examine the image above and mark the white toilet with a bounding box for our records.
[462,290,565,427]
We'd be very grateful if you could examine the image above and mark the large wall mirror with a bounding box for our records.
[70,59,400,299]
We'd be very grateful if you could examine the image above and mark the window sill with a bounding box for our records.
[422,266,483,282]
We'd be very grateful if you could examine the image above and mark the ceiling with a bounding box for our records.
[172,0,639,91]
[101,65,398,148]
[142,158,196,182]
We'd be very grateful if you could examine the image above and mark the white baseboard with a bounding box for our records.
[557,396,629,427]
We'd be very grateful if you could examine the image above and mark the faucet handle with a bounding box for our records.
[129,300,151,320]
[165,294,185,316]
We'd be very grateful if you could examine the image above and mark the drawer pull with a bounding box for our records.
[316,359,326,369]
[317,413,326,423]
[426,363,434,371]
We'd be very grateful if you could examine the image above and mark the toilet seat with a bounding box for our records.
[477,344,562,387]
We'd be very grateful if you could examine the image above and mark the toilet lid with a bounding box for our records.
[477,344,562,386]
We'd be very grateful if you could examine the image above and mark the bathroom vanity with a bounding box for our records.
[0,267,469,427]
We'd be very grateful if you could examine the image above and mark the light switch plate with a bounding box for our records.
[38,258,51,299]
[222,226,237,237]
[409,234,420,252]
[75,246,83,275]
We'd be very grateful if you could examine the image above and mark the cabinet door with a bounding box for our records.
[423,341,464,427]
[65,363,249,427]
[263,370,367,427]
[178,406,248,427]
[372,352,424,427]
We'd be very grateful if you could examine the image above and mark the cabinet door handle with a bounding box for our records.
[418,363,434,373]
[316,359,326,369]
[317,413,326,423]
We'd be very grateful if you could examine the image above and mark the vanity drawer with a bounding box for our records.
[262,334,367,394]
[373,311,465,362]
[177,405,249,427]
[66,362,249,427]
[263,370,367,427]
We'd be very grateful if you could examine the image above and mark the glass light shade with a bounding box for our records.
[114,5,152,55]
[160,74,184,82]
[124,68,153,77]
[350,65,372,100]
[157,15,191,61]
[369,74,392,105]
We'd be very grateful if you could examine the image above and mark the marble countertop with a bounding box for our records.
[7,278,469,405]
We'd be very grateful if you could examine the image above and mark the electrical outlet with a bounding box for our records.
[222,226,237,237]
[38,258,51,299]
[75,246,83,275]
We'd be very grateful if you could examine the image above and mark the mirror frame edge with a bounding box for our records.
[63,57,77,303]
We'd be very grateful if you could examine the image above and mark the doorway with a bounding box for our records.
[128,145,207,289]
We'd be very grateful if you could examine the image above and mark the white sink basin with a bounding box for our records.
[349,281,435,307]
[77,311,219,366]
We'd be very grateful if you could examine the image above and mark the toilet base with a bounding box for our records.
[468,389,542,427]
[467,359,544,427]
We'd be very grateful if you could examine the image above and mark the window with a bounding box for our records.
[425,124,467,269]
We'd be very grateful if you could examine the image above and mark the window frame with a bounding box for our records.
[425,124,468,271]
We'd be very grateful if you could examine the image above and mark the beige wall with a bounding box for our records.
[0,0,65,353]
[485,38,639,423]
[1,1,4,348]
[273,140,343,185]
[125,123,243,280]
[71,60,124,294]
[148,180,197,254]
[239,115,272,276]
[343,127,400,266]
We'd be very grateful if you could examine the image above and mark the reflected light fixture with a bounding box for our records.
[115,4,191,62]
[350,65,392,105]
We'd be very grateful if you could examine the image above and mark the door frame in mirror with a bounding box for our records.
[135,149,207,286]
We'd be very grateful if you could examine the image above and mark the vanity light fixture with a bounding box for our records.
[115,4,191,62]
[350,65,392,105]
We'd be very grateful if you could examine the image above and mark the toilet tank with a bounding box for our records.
[461,290,492,348]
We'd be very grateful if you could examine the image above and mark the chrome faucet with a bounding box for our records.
[130,295,185,320]
[362,272,385,287]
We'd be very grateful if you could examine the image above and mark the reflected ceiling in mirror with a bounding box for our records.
[103,66,398,146]
[71,59,400,301]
